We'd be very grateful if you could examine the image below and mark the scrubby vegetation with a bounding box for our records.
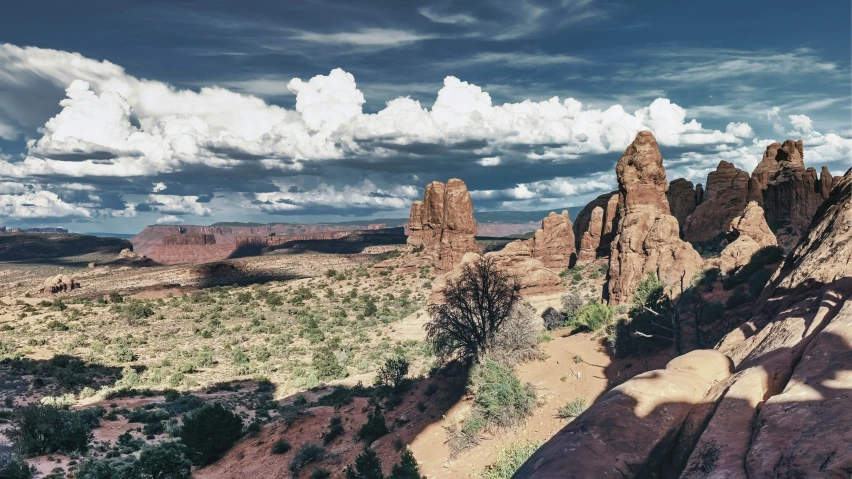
[8,405,96,456]
[480,440,541,479]
[426,256,521,362]
[179,402,244,465]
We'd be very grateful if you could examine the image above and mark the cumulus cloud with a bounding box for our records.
[155,214,184,225]
[0,44,848,221]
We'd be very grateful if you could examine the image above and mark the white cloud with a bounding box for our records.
[478,156,501,166]
[252,180,415,213]
[289,28,435,47]
[155,214,184,225]
[148,194,212,216]
[418,6,477,25]
[152,182,166,192]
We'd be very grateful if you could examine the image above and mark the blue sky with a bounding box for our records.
[0,0,849,233]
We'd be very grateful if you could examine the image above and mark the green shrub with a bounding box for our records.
[76,458,140,479]
[375,356,409,392]
[312,346,346,381]
[311,469,332,479]
[8,405,94,456]
[480,440,540,479]
[726,286,751,310]
[358,404,388,443]
[344,446,383,479]
[557,398,586,418]
[179,403,243,466]
[723,245,784,289]
[389,448,424,479]
[468,360,536,429]
[748,268,772,296]
[289,443,325,478]
[0,456,35,479]
[138,441,192,479]
[322,416,345,445]
[570,301,615,332]
[271,439,291,454]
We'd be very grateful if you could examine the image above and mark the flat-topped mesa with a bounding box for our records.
[526,211,576,268]
[683,160,751,242]
[667,178,702,232]
[573,191,619,262]
[406,178,481,270]
[606,131,703,305]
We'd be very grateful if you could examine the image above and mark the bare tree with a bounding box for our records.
[426,256,521,363]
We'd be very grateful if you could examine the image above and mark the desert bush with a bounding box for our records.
[358,404,388,443]
[723,245,784,290]
[344,446,383,479]
[289,443,325,478]
[179,402,243,466]
[607,274,678,357]
[748,268,772,296]
[388,448,424,479]
[480,440,541,479]
[561,290,583,321]
[271,439,291,454]
[570,301,615,332]
[138,441,192,479]
[557,398,586,418]
[76,458,140,479]
[0,456,35,479]
[487,302,543,366]
[375,356,409,392]
[322,415,345,445]
[726,286,751,310]
[312,346,346,381]
[468,359,536,429]
[8,405,94,456]
[311,469,332,479]
[426,256,520,362]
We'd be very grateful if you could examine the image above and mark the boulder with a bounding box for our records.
[683,161,751,243]
[714,201,778,273]
[515,350,733,478]
[406,179,481,270]
[42,274,80,294]
[606,131,704,304]
[667,178,701,232]
[573,191,619,262]
[527,211,576,268]
[486,241,562,295]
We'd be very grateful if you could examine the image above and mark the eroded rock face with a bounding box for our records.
[606,131,704,304]
[515,350,733,477]
[527,211,576,268]
[487,241,562,295]
[683,161,751,243]
[667,178,701,232]
[674,167,852,477]
[748,140,834,230]
[573,191,619,262]
[713,202,777,273]
[406,178,481,270]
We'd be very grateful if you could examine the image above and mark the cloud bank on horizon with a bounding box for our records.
[0,9,849,233]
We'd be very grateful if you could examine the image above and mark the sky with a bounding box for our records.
[0,0,850,234]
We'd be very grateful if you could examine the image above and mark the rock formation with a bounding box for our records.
[675,167,852,477]
[748,140,834,230]
[486,241,562,295]
[666,178,702,232]
[573,191,619,262]
[42,274,80,294]
[406,179,481,270]
[526,211,576,268]
[606,131,704,304]
[516,350,734,477]
[714,202,777,273]
[518,167,852,478]
[682,161,750,243]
